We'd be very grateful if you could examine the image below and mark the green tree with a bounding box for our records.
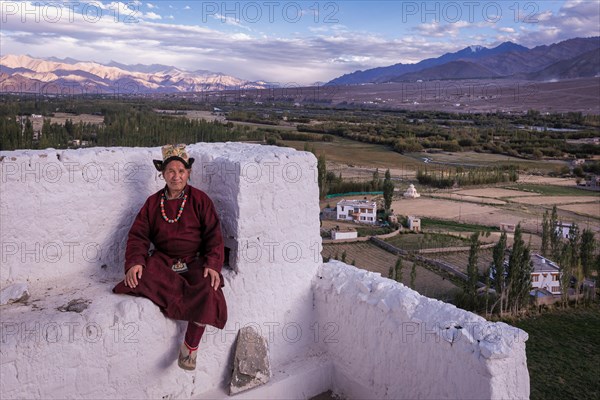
[491,232,507,315]
[317,154,327,199]
[465,232,480,309]
[549,205,561,261]
[410,261,417,289]
[341,250,347,263]
[395,257,403,283]
[541,210,551,257]
[580,228,596,278]
[567,224,583,303]
[371,168,380,191]
[383,169,394,212]
[507,224,532,315]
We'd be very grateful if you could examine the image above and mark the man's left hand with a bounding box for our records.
[204,268,220,291]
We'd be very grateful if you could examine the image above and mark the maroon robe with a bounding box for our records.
[113,184,227,329]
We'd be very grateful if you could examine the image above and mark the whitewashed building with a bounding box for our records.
[530,254,561,295]
[556,222,575,239]
[331,227,358,240]
[408,216,421,232]
[336,199,377,224]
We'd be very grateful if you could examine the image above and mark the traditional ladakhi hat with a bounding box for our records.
[153,144,195,171]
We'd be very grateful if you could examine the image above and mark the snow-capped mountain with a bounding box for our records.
[0,55,269,94]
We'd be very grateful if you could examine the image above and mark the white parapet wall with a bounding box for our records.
[0,144,529,400]
[0,143,323,399]
[313,261,530,400]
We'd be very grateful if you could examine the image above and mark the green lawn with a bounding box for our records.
[503,183,595,197]
[512,305,600,400]
[385,232,470,251]
[421,217,500,232]
[280,137,422,169]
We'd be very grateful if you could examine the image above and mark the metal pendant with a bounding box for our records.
[171,259,188,273]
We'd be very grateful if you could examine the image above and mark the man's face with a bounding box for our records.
[163,160,190,193]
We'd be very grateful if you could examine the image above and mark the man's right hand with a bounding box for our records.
[125,265,144,288]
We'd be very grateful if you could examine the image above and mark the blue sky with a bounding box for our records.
[1,1,599,84]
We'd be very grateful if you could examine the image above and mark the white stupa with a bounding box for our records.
[403,184,421,198]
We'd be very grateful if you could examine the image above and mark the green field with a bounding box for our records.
[281,137,422,169]
[513,305,600,400]
[404,150,567,172]
[385,232,471,251]
[504,183,597,197]
[421,217,500,232]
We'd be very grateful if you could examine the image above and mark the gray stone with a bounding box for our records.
[0,283,30,306]
[229,326,271,395]
[57,298,91,313]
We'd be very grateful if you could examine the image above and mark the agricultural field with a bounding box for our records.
[509,195,599,205]
[390,188,599,236]
[454,187,537,198]
[322,241,460,301]
[384,232,471,252]
[512,305,600,400]
[558,202,600,218]
[49,112,105,125]
[429,193,507,205]
[405,150,563,172]
[430,249,496,275]
[281,136,422,170]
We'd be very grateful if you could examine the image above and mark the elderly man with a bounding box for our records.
[113,144,227,371]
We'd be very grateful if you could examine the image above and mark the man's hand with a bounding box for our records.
[125,264,143,288]
[204,267,220,291]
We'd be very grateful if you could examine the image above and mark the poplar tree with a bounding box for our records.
[410,261,417,289]
[491,232,507,314]
[395,257,404,283]
[549,205,561,261]
[371,168,380,191]
[580,228,596,278]
[465,232,480,308]
[383,169,394,212]
[317,154,327,199]
[541,210,551,257]
[507,224,532,315]
[567,224,582,303]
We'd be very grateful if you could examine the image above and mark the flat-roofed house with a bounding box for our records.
[530,254,561,295]
[336,199,377,225]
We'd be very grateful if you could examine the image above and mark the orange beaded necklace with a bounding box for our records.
[160,190,188,223]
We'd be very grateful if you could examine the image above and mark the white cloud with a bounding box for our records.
[2,0,598,85]
[143,11,161,20]
[212,13,251,31]
[147,3,155,9]
[184,6,191,10]
[414,21,470,38]
[515,0,600,46]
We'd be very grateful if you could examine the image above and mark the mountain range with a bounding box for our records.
[0,37,598,94]
[327,37,600,85]
[0,55,269,94]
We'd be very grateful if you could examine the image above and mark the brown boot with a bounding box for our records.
[178,342,197,371]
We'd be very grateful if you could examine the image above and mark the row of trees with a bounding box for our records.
[461,226,533,316]
[416,166,518,188]
[312,147,396,203]
[388,257,417,290]
[1,107,270,151]
[460,207,598,315]
[541,205,599,305]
